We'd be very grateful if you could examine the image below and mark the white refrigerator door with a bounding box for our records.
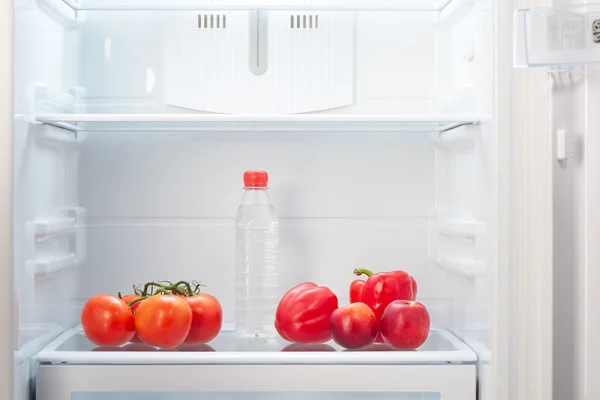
[548,3,600,400]
[0,0,14,396]
[582,67,600,400]
[513,0,600,399]
[497,0,555,399]
[579,67,600,399]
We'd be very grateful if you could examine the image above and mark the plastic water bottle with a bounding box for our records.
[235,170,280,338]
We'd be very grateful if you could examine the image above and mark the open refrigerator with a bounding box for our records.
[2,0,600,399]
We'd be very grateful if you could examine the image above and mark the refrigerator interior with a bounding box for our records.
[13,0,495,399]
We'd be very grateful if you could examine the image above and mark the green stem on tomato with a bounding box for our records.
[192,282,203,295]
[168,284,184,296]
[354,268,374,277]
[141,281,171,296]
[128,296,147,307]
[172,281,193,296]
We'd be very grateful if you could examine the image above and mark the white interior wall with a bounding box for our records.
[447,2,493,334]
[13,5,81,400]
[14,7,81,334]
[433,4,493,399]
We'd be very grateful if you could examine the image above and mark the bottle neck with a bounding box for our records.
[241,188,271,206]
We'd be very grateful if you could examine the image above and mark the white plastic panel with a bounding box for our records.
[36,364,475,400]
[356,12,435,104]
[432,123,492,339]
[62,0,455,11]
[53,10,455,116]
[514,4,600,67]
[163,11,354,114]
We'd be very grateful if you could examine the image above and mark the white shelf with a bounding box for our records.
[61,0,455,11]
[29,218,76,241]
[514,4,600,67]
[439,219,486,239]
[15,323,64,362]
[35,114,480,133]
[36,325,477,365]
[435,256,485,279]
[26,253,78,279]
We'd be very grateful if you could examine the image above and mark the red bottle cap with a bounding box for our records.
[243,170,268,188]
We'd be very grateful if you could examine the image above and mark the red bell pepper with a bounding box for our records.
[275,282,339,344]
[349,279,366,303]
[352,268,416,320]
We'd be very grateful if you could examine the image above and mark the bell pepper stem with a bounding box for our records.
[354,268,374,277]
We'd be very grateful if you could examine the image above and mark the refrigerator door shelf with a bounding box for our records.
[514,4,600,67]
[36,325,477,365]
[34,114,481,133]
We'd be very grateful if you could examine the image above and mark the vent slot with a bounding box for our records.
[290,14,319,29]
[198,14,227,29]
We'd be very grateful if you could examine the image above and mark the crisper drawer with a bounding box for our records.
[35,326,476,400]
[37,364,475,400]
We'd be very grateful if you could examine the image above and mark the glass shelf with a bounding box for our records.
[62,0,455,11]
[35,114,480,133]
[514,4,600,67]
[36,325,477,365]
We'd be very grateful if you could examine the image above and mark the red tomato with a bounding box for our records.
[134,295,192,348]
[121,293,145,343]
[182,293,222,344]
[81,294,135,347]
[121,294,143,312]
